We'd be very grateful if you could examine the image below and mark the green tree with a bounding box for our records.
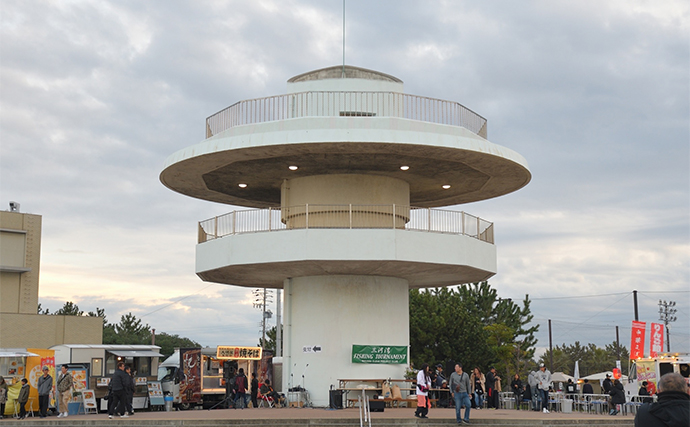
[410,287,493,372]
[54,301,84,316]
[259,325,283,354]
[37,303,50,314]
[155,332,201,357]
[111,312,151,345]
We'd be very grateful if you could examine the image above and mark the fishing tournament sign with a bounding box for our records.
[351,345,407,364]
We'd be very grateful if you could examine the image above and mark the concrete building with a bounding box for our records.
[161,65,530,406]
[0,208,102,348]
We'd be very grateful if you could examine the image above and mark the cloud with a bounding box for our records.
[2,0,688,354]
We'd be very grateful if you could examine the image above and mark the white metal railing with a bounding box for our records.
[205,91,487,139]
[198,205,494,244]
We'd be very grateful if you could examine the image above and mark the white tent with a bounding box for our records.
[582,371,629,382]
[551,372,575,383]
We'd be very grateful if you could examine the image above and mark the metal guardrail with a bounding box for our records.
[205,91,487,139]
[198,205,494,244]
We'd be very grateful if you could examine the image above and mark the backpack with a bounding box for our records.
[234,375,246,393]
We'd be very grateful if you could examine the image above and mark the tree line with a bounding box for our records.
[38,302,199,357]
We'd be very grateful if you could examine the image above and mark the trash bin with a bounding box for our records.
[329,390,343,409]
[562,399,572,413]
[164,395,174,412]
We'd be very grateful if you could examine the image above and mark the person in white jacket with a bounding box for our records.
[414,363,432,419]
[535,363,552,413]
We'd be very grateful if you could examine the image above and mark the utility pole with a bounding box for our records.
[633,290,639,321]
[658,300,677,352]
[253,288,273,348]
[615,326,621,360]
[548,319,553,372]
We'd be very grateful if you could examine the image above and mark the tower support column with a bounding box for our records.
[282,275,409,406]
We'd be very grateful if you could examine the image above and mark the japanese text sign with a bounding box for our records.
[649,322,664,358]
[630,321,646,359]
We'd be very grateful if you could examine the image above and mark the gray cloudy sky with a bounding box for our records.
[1,0,688,357]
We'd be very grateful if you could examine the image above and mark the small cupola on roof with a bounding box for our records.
[287,65,404,93]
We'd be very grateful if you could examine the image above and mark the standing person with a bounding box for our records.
[635,372,689,427]
[449,363,472,425]
[108,362,129,419]
[536,363,552,414]
[0,376,8,419]
[17,379,30,420]
[37,366,53,418]
[414,363,432,419]
[56,365,73,418]
[608,379,626,415]
[124,366,135,415]
[602,374,613,394]
[528,368,540,411]
[638,381,653,404]
[233,368,248,409]
[250,372,259,408]
[485,367,501,409]
[565,379,577,399]
[511,374,523,410]
[582,379,594,395]
[470,367,485,409]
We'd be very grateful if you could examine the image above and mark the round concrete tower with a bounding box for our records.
[161,65,530,406]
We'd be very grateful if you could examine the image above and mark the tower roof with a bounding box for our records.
[288,65,403,83]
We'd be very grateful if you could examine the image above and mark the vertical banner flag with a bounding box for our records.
[630,321,646,359]
[649,322,665,358]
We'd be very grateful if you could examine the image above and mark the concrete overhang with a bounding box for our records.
[161,117,531,209]
[195,228,496,288]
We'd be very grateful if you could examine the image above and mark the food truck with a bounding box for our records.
[0,348,56,417]
[631,353,690,395]
[50,344,163,411]
[157,346,262,409]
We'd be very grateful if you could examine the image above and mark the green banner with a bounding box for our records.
[351,345,408,364]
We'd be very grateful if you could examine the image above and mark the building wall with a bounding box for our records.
[0,210,42,314]
[0,313,103,348]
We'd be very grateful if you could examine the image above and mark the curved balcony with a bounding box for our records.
[205,91,487,139]
[198,205,494,244]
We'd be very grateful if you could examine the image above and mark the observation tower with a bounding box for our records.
[160,65,530,406]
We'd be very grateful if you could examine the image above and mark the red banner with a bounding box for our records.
[630,321,646,359]
[649,322,664,357]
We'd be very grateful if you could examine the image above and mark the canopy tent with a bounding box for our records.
[551,372,574,383]
[0,349,40,358]
[582,371,629,382]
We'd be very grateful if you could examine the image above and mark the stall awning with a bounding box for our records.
[107,350,164,358]
[0,350,40,358]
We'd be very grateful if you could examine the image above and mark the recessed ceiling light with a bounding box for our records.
[238,183,248,188]
[442,184,451,189]
[400,166,410,171]
[288,165,298,171]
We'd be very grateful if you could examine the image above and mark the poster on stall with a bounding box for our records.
[636,360,658,394]
[179,348,201,405]
[26,349,56,406]
[67,368,88,402]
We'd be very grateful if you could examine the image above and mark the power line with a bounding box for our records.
[529,292,630,301]
[140,284,216,317]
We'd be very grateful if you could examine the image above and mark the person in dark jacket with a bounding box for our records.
[608,379,626,415]
[639,381,653,404]
[108,362,129,419]
[250,372,259,408]
[17,379,30,420]
[124,366,135,415]
[635,373,689,427]
[603,374,613,394]
[582,379,594,394]
[510,374,523,410]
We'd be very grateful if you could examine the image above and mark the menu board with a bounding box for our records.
[147,381,165,406]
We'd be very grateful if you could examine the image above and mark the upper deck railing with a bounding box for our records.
[198,205,494,244]
[205,91,487,139]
